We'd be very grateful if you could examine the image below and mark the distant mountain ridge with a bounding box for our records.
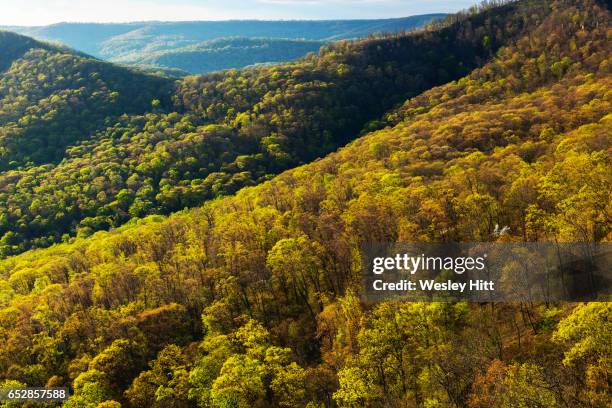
[3,15,445,73]
[121,37,328,74]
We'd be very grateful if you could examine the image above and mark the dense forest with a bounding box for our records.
[0,34,173,169]
[0,0,541,256]
[6,15,446,74]
[121,38,328,75]
[0,0,610,407]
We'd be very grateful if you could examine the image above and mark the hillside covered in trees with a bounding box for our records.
[0,31,174,168]
[6,15,446,74]
[118,38,328,75]
[0,0,609,407]
[0,0,541,257]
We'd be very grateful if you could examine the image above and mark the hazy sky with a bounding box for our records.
[2,0,478,26]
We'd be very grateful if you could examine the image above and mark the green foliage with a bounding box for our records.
[501,363,558,407]
[0,379,27,408]
[0,0,536,256]
[125,344,191,408]
[0,45,173,169]
[210,355,265,408]
[333,367,374,407]
[0,1,609,407]
[553,303,612,366]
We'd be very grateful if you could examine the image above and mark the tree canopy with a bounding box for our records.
[0,0,610,407]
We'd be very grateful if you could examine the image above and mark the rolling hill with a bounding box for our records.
[5,15,446,73]
[115,37,328,74]
[0,31,174,170]
[0,1,537,256]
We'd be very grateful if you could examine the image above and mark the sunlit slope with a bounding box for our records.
[0,1,545,256]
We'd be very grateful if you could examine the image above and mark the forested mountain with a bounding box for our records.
[0,31,56,71]
[0,0,609,407]
[0,0,540,256]
[0,31,174,169]
[5,15,446,74]
[117,38,328,74]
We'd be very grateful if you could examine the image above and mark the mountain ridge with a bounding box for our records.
[4,14,446,73]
